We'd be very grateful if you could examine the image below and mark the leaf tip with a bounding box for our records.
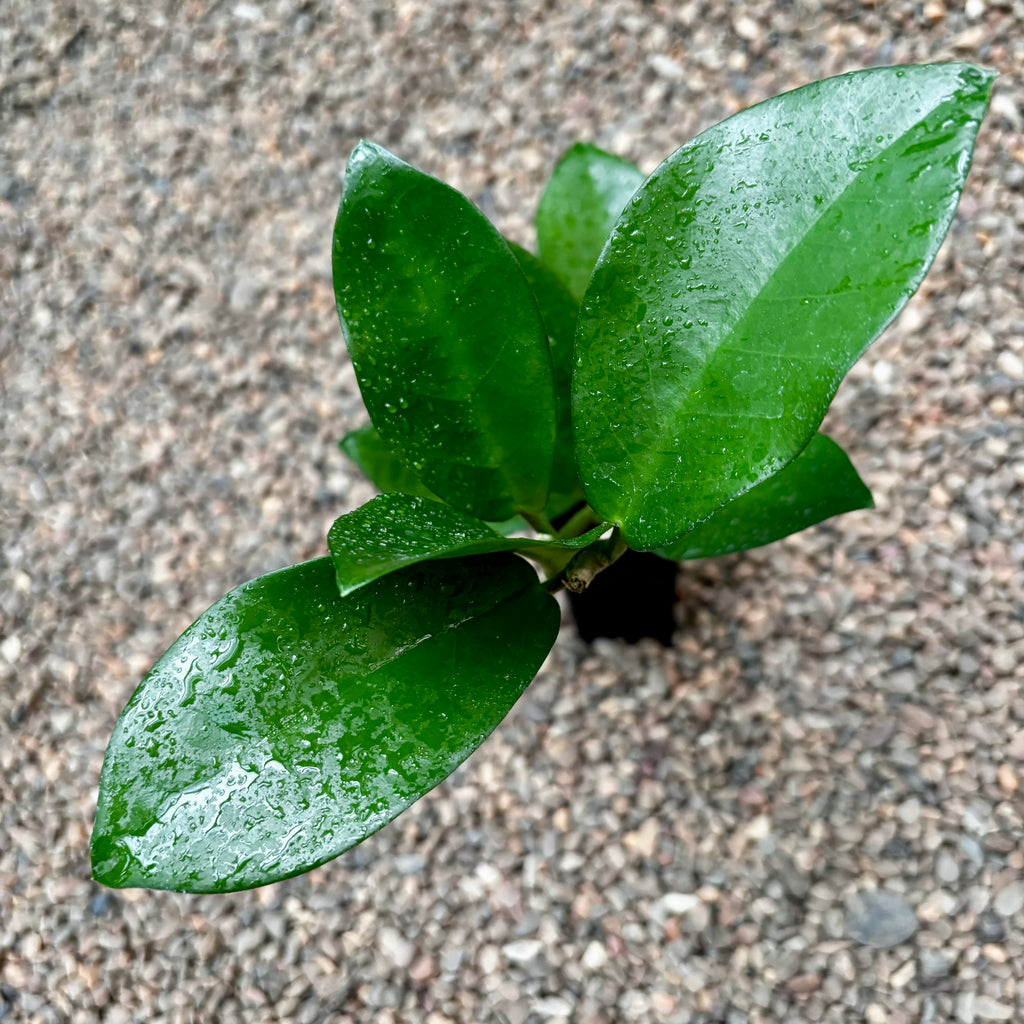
[89,828,133,890]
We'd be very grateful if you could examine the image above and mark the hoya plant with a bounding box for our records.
[92,64,993,893]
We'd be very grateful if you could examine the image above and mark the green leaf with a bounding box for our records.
[508,244,584,519]
[657,433,873,560]
[338,424,532,537]
[329,493,609,596]
[330,495,517,596]
[339,423,437,500]
[91,554,560,893]
[334,141,557,522]
[536,143,646,302]
[573,64,994,551]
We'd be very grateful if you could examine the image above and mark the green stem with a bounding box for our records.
[555,504,600,541]
[544,527,629,595]
[519,510,557,537]
[526,545,575,578]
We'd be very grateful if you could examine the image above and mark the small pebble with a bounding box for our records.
[502,940,543,964]
[992,882,1024,917]
[846,890,919,948]
[996,764,1018,794]
[377,927,415,970]
[936,850,961,885]
[995,349,1023,378]
[919,949,954,982]
[974,995,1014,1021]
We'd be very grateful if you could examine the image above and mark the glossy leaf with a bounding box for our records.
[536,143,646,301]
[339,423,437,500]
[573,64,994,551]
[338,424,532,537]
[334,141,557,522]
[92,555,560,893]
[330,495,518,596]
[329,493,609,596]
[509,243,585,518]
[658,433,873,560]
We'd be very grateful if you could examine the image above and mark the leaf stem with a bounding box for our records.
[520,510,557,537]
[555,504,600,540]
[544,527,629,595]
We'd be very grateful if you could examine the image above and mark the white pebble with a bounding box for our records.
[535,996,573,1018]
[657,892,702,916]
[996,349,1023,379]
[648,55,686,81]
[502,939,543,963]
[733,15,759,40]
[581,941,607,970]
[377,926,414,969]
[0,634,21,664]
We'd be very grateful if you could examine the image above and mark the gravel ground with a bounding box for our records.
[2,1,1023,1022]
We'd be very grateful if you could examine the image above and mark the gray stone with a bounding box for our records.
[919,949,955,982]
[976,911,1006,943]
[974,995,1014,1021]
[936,850,961,885]
[440,948,465,973]
[956,992,977,1024]
[393,853,428,875]
[846,890,919,948]
[494,1000,530,1024]
[993,881,1024,917]
[958,836,985,870]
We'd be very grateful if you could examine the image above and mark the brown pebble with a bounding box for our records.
[740,784,768,808]
[408,955,436,982]
[997,764,1019,794]
[650,991,676,1015]
[788,973,821,995]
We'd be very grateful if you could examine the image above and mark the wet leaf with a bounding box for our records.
[338,424,533,537]
[657,433,873,560]
[329,493,609,596]
[334,141,557,522]
[573,64,994,551]
[536,143,646,301]
[330,495,519,596]
[91,555,560,893]
[508,244,585,518]
[339,423,437,500]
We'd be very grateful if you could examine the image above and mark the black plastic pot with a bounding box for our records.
[567,549,678,644]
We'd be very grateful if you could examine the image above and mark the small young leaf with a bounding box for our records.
[508,244,585,519]
[573,64,994,551]
[339,423,438,500]
[330,495,517,596]
[329,493,609,596]
[536,143,646,301]
[339,424,532,538]
[657,433,873,560]
[334,141,557,522]
[91,555,560,893]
